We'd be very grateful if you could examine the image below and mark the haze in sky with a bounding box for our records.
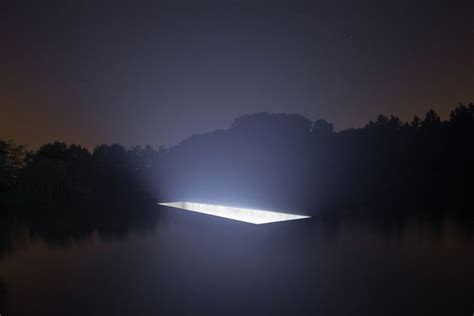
[1,1,473,148]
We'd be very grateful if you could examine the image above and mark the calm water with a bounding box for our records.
[1,205,474,315]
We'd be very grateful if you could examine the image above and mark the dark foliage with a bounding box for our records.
[1,103,473,219]
[158,104,474,217]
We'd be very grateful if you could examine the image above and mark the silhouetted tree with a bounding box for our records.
[1,103,474,219]
[311,119,333,135]
[0,139,27,192]
[422,109,442,129]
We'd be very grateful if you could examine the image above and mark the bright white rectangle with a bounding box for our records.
[158,202,310,224]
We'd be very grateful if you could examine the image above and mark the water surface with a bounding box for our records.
[1,206,473,315]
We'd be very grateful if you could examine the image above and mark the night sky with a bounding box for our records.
[1,1,473,149]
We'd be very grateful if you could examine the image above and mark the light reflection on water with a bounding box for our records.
[0,206,473,316]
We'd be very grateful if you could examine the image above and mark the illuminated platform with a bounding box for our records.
[158,202,310,224]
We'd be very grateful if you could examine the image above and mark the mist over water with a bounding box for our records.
[1,204,473,316]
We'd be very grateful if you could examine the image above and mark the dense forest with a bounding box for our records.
[1,103,473,219]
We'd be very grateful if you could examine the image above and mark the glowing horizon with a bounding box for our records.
[158,202,310,224]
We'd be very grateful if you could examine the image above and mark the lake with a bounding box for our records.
[1,205,473,315]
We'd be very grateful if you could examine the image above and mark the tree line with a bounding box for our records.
[1,103,473,218]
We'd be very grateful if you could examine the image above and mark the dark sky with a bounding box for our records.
[1,0,473,149]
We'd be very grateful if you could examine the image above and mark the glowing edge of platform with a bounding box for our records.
[158,202,310,224]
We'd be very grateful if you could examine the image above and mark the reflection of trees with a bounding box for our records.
[0,278,6,315]
[0,219,18,260]
[22,203,160,247]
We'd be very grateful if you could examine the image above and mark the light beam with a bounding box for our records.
[158,202,310,224]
